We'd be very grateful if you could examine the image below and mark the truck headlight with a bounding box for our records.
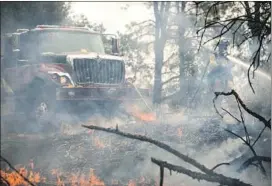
[60,76,68,84]
[48,71,75,86]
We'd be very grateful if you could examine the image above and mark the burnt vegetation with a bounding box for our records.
[0,1,271,186]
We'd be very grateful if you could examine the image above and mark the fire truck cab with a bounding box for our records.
[1,25,150,130]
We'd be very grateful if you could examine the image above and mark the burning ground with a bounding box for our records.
[1,101,271,186]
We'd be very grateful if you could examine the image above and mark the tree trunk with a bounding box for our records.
[177,2,186,103]
[152,2,170,104]
[244,1,261,68]
[153,39,164,104]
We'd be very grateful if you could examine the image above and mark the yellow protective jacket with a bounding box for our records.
[1,78,14,95]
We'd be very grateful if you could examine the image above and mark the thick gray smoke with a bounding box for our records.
[1,3,271,186]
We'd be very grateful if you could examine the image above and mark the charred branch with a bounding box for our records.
[159,165,164,186]
[210,162,231,171]
[0,175,10,186]
[236,98,250,143]
[224,129,266,175]
[213,95,224,118]
[196,1,221,51]
[151,158,251,186]
[214,90,271,129]
[0,155,36,186]
[252,126,266,147]
[221,107,241,123]
[215,90,271,130]
[83,125,254,186]
[238,156,271,172]
[82,124,214,175]
[214,90,269,175]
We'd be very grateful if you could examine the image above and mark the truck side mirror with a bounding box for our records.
[111,38,119,54]
[11,33,21,61]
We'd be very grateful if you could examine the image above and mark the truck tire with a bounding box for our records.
[26,79,58,132]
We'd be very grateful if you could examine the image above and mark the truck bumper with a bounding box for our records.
[56,87,149,101]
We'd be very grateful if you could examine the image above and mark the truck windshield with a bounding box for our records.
[37,31,105,54]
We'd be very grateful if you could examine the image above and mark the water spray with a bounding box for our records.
[226,55,271,81]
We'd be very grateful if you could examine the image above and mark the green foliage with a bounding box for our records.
[1,2,71,33]
[118,21,154,87]
[66,14,106,33]
[193,1,271,93]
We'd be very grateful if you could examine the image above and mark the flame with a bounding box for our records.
[126,105,156,122]
[50,168,106,186]
[128,180,136,186]
[51,169,65,186]
[1,160,157,186]
[0,167,45,186]
[1,166,155,186]
[1,166,106,186]
[89,169,105,186]
[131,111,156,122]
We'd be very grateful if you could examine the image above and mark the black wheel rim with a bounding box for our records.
[35,101,49,120]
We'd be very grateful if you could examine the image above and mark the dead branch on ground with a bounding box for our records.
[213,89,270,175]
[82,125,252,186]
[238,156,271,173]
[151,158,251,186]
[224,129,267,175]
[214,89,271,129]
[83,124,213,174]
[210,162,231,171]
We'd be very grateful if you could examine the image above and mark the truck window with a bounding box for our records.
[37,31,105,54]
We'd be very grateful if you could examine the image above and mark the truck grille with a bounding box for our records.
[73,58,125,84]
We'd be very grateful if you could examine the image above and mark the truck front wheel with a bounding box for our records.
[26,79,58,132]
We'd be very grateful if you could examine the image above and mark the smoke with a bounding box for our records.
[1,2,271,186]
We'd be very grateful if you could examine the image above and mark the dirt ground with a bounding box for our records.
[1,106,271,186]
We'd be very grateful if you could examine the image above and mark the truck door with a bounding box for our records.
[3,33,34,93]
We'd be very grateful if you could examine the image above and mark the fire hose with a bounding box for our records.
[117,82,157,122]
[127,82,153,113]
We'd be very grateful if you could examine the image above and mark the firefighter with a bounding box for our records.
[1,78,14,99]
[1,78,15,118]
[207,40,234,92]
